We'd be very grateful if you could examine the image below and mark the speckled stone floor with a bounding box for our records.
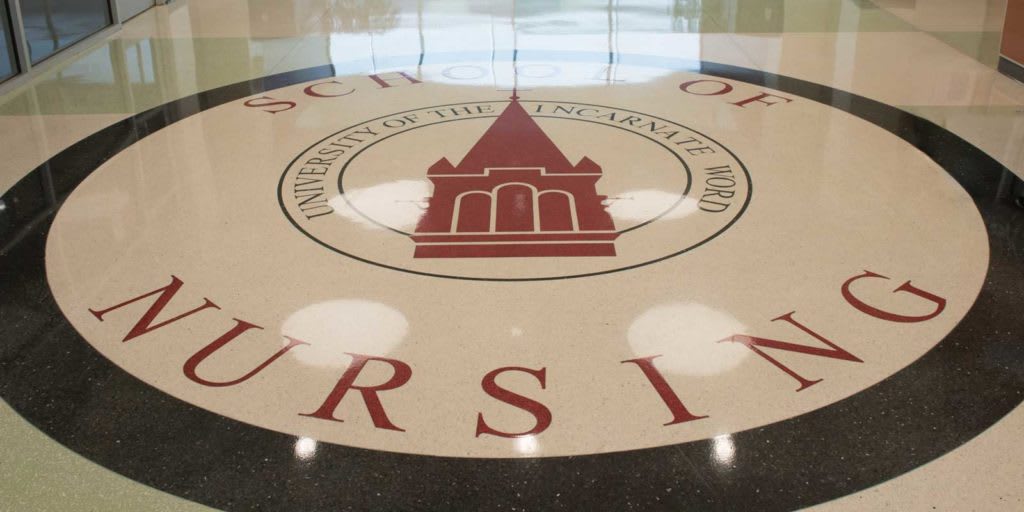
[1,1,1023,510]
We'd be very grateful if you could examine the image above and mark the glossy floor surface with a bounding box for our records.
[1,1,1023,510]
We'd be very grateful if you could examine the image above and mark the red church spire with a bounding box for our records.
[428,98,597,176]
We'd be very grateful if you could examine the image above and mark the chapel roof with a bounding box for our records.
[428,97,600,176]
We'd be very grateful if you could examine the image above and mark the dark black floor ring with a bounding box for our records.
[1,53,1023,511]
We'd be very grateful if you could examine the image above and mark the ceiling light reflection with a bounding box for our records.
[295,437,318,460]
[281,300,409,367]
[606,190,697,223]
[330,179,432,231]
[627,303,748,376]
[515,435,540,455]
[712,434,735,466]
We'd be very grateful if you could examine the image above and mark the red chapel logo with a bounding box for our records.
[280,94,752,281]
[410,95,619,258]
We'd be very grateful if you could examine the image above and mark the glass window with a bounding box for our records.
[1,0,17,82]
[20,0,112,64]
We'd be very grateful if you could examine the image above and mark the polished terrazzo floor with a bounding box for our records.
[1,1,1023,510]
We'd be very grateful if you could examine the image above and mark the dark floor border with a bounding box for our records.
[1,54,1023,512]
[999,55,1024,84]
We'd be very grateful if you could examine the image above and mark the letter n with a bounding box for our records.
[717,312,863,391]
[88,276,219,342]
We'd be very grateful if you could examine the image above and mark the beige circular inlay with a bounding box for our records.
[45,64,988,458]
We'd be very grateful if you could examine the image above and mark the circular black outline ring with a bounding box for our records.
[328,111,696,238]
[278,98,752,282]
[1,56,1022,512]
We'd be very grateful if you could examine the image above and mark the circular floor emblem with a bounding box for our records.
[3,54,1020,511]
[43,65,987,458]
[279,98,750,280]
